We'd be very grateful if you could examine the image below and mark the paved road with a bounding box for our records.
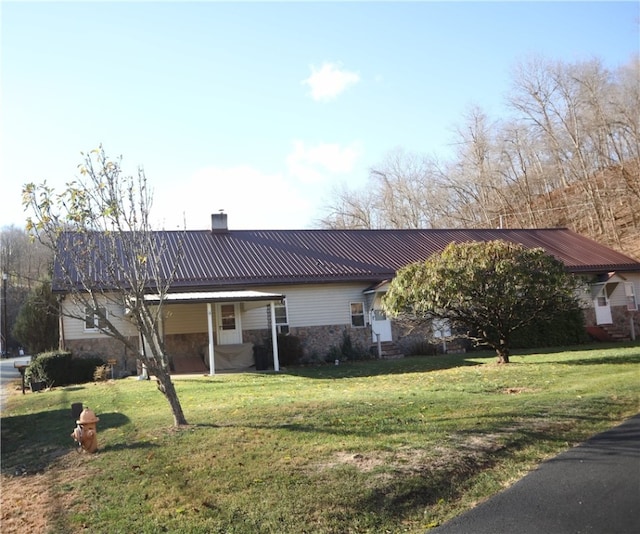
[431,414,640,534]
[0,356,31,414]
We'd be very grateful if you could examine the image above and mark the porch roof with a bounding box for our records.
[143,290,285,304]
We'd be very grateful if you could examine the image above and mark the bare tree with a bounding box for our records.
[318,183,379,229]
[23,146,188,426]
[319,149,447,230]
[318,55,639,257]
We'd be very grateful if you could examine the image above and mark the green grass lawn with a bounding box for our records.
[2,344,639,533]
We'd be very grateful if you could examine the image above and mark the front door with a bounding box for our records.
[593,285,613,325]
[216,303,242,344]
[371,309,392,343]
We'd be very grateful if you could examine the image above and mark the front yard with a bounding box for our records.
[1,344,639,533]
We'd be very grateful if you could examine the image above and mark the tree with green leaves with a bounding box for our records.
[382,240,580,363]
[12,277,59,354]
[22,146,188,426]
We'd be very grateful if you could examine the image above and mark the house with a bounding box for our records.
[54,213,640,375]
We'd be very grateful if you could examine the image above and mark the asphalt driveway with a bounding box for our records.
[430,414,640,533]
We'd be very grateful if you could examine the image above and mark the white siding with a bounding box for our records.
[609,273,640,308]
[242,283,369,329]
[62,294,137,340]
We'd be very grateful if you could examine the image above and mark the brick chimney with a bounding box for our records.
[211,211,228,233]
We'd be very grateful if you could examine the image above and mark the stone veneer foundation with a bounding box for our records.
[64,336,139,377]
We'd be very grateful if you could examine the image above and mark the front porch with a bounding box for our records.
[168,341,262,374]
[144,290,285,375]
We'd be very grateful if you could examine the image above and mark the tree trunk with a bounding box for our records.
[155,370,188,426]
[496,345,510,364]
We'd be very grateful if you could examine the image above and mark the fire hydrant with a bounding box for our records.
[71,407,100,453]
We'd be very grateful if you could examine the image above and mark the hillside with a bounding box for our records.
[503,161,640,261]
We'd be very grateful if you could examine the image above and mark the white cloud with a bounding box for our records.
[286,140,362,184]
[302,61,360,102]
[153,165,314,230]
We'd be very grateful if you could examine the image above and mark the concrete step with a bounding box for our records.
[372,341,404,359]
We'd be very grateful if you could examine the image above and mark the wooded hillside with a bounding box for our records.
[320,56,640,260]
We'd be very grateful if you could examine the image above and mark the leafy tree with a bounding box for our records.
[382,240,580,363]
[22,146,188,426]
[1,226,52,354]
[12,278,59,354]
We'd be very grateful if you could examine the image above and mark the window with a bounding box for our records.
[85,307,107,331]
[372,309,387,321]
[350,302,365,327]
[275,300,289,334]
[625,283,638,311]
[220,304,236,330]
[268,300,289,334]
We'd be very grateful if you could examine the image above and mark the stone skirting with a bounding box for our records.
[583,305,639,340]
[64,337,139,377]
[244,325,372,362]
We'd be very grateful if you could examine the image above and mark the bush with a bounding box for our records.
[276,334,304,366]
[26,350,105,387]
[511,306,589,348]
[325,331,370,363]
[93,364,111,381]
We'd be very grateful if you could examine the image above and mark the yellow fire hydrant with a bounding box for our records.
[71,407,100,453]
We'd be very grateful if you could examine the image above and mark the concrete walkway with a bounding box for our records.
[431,414,640,533]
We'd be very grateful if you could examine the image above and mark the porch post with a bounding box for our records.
[207,303,215,375]
[269,301,280,372]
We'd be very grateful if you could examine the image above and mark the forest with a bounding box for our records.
[319,56,639,260]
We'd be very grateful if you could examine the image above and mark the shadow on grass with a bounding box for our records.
[348,413,627,525]
[1,408,132,473]
[555,353,640,366]
[282,354,486,380]
[99,440,161,453]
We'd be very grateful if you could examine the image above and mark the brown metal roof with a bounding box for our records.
[53,227,640,292]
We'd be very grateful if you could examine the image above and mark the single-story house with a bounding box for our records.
[55,213,640,375]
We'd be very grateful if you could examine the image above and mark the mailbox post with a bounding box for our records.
[13,360,30,394]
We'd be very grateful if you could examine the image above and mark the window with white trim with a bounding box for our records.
[85,307,107,331]
[267,300,290,334]
[625,283,637,311]
[350,302,365,327]
[275,300,289,334]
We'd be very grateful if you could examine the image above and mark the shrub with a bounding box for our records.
[276,334,304,366]
[258,334,304,367]
[93,364,111,381]
[511,306,589,348]
[70,357,106,384]
[325,331,370,363]
[26,350,105,387]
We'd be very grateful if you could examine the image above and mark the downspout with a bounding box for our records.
[207,303,215,375]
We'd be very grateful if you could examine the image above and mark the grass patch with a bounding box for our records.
[2,344,639,533]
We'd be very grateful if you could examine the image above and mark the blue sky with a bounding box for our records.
[1,1,638,230]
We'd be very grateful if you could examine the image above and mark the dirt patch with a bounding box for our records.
[502,387,535,394]
[321,442,500,479]
[1,453,90,534]
[330,451,388,472]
